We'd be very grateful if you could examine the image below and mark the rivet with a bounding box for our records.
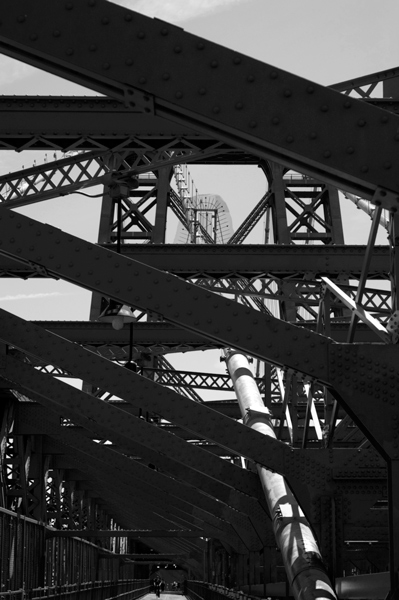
[383,161,392,169]
[307,85,314,94]
[272,117,280,125]
[309,132,317,139]
[249,120,257,128]
[324,150,331,158]
[65,1,73,8]
[162,72,170,80]
[174,45,182,53]
[361,165,369,173]
[139,76,146,83]
[53,30,61,37]
[137,31,145,39]
[247,75,255,82]
[175,91,183,99]
[30,33,38,41]
[358,119,366,127]
[235,102,243,110]
[346,146,354,154]
[233,56,241,65]
[198,87,206,95]
[210,60,218,68]
[101,16,110,24]
[270,70,278,79]
[381,114,389,123]
[321,105,329,112]
[344,100,352,108]
[66,48,74,55]
[213,106,220,114]
[124,12,132,21]
[89,44,97,51]
[125,58,133,66]
[17,15,26,22]
[286,135,294,143]
[103,62,111,70]
[160,27,168,35]
[284,89,292,97]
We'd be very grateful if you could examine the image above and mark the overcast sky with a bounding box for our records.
[0,0,398,326]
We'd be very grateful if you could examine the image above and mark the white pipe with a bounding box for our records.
[225,350,337,600]
[240,572,390,599]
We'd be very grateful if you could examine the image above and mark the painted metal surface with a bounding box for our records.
[1,1,399,206]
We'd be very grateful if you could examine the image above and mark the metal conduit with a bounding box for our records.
[342,192,389,230]
[240,572,390,599]
[224,350,337,600]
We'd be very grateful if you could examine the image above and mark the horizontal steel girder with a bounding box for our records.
[63,461,245,550]
[0,208,373,384]
[0,95,393,152]
[1,2,399,206]
[40,423,266,550]
[4,358,265,504]
[0,244,390,280]
[0,96,253,159]
[3,319,321,515]
[25,320,381,348]
[0,208,397,457]
[17,408,271,549]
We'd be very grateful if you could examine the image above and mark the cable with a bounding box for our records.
[74,191,104,198]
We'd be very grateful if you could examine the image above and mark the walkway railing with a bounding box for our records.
[186,581,257,600]
[0,579,151,600]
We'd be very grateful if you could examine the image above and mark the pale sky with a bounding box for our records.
[0,0,397,330]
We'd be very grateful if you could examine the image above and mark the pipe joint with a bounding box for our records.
[244,407,273,427]
[289,552,327,586]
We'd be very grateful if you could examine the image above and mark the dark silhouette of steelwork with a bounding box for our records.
[0,1,398,598]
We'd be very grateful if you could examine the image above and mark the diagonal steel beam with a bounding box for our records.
[0,287,328,493]
[15,398,269,529]
[0,207,331,382]
[3,356,263,502]
[40,419,267,550]
[65,462,233,544]
[0,2,398,206]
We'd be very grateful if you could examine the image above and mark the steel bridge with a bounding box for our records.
[0,2,399,600]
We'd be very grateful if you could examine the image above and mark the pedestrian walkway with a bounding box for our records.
[142,594,185,600]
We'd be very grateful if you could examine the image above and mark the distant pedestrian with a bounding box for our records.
[154,577,163,598]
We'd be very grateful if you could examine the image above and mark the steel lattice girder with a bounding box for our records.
[0,208,374,382]
[43,423,266,550]
[0,209,331,380]
[45,444,256,557]
[3,357,266,505]
[58,454,240,547]
[0,307,326,516]
[1,1,399,207]
[0,146,232,207]
[18,412,262,545]
[0,208,398,457]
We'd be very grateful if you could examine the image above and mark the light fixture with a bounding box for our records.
[98,298,136,330]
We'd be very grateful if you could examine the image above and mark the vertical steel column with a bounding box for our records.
[225,350,337,600]
[152,166,172,244]
[388,460,399,599]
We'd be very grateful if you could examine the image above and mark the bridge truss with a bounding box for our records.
[0,1,399,598]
